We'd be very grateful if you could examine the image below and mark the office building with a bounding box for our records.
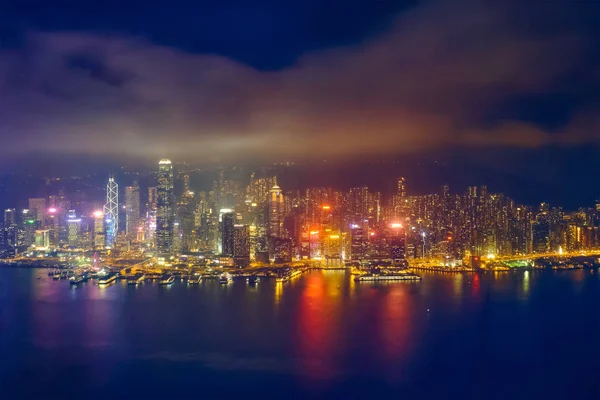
[156,159,174,258]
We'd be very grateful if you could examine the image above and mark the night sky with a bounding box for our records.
[1,0,600,205]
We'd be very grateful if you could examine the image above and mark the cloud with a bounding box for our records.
[0,0,599,163]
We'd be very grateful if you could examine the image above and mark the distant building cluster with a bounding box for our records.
[1,160,599,265]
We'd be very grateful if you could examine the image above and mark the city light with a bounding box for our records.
[391,223,402,228]
[48,207,57,214]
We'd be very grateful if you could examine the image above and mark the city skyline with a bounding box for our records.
[2,158,600,266]
[3,2,600,398]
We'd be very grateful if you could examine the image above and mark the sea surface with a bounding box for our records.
[1,267,599,399]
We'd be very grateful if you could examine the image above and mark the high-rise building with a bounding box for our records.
[148,187,158,210]
[66,210,81,248]
[233,224,250,267]
[48,194,69,246]
[351,226,367,261]
[389,225,406,261]
[20,209,36,247]
[221,211,235,257]
[28,198,46,228]
[397,177,407,197]
[269,185,284,237]
[146,187,158,247]
[125,184,140,241]
[104,176,119,249]
[156,159,174,258]
[272,237,293,263]
[178,191,196,253]
[92,210,105,249]
[34,230,50,248]
[4,208,18,247]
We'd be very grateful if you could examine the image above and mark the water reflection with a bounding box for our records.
[295,272,337,381]
[523,271,530,297]
[379,286,413,374]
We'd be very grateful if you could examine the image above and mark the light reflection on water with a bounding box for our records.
[2,267,600,398]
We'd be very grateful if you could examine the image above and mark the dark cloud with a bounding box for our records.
[0,0,599,162]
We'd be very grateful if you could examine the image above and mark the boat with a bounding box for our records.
[354,272,421,282]
[97,272,118,285]
[159,275,175,285]
[275,269,303,283]
[127,274,145,285]
[247,275,259,285]
[69,272,89,285]
[219,273,232,284]
[188,276,202,284]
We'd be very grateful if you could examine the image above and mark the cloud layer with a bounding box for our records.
[1,0,599,162]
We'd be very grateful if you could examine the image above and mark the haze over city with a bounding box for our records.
[2,1,600,399]
[1,0,600,163]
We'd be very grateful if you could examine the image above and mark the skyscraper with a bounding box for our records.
[125,184,140,241]
[93,210,105,249]
[156,159,174,259]
[28,198,46,228]
[221,211,235,257]
[104,176,119,249]
[4,208,17,247]
[269,184,284,237]
[233,224,250,267]
[20,209,36,247]
[66,210,81,248]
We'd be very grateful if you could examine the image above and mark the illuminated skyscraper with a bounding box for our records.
[125,184,140,241]
[178,191,196,253]
[20,209,36,247]
[28,198,46,228]
[389,225,406,262]
[35,230,50,248]
[146,187,157,246]
[4,208,17,247]
[104,176,119,249]
[269,184,284,237]
[66,210,81,248]
[93,210,105,249]
[233,224,250,267]
[351,225,367,261]
[221,211,235,257]
[397,177,406,197]
[156,159,174,258]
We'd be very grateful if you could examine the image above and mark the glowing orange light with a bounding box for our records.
[369,232,375,236]
[391,223,402,229]
[92,210,103,218]
[310,231,319,235]
[322,205,331,210]
[329,235,340,239]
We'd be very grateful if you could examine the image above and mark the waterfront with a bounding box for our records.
[1,267,600,399]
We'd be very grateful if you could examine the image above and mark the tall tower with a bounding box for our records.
[125,183,140,241]
[221,211,235,257]
[28,198,46,228]
[156,159,174,259]
[66,210,81,248]
[104,176,119,249]
[269,184,284,237]
[92,210,105,249]
[233,224,250,267]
